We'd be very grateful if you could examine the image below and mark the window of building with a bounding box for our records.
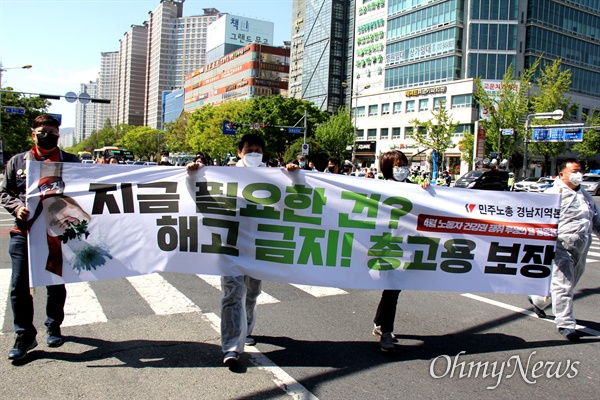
[393,102,402,114]
[382,103,390,115]
[357,129,365,140]
[392,127,401,139]
[369,105,378,116]
[451,94,473,108]
[380,128,389,139]
[419,99,429,112]
[405,127,414,139]
[357,106,366,117]
[433,97,446,109]
[368,128,377,139]
[406,100,415,113]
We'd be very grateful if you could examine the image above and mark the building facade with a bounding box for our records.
[74,81,99,143]
[291,0,355,113]
[97,51,120,129]
[118,23,148,127]
[183,44,289,111]
[144,2,220,129]
[345,0,600,175]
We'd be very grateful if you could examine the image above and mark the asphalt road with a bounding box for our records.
[0,203,599,400]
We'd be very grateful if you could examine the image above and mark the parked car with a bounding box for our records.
[513,176,539,192]
[453,169,509,190]
[81,159,95,164]
[581,173,600,196]
[528,177,555,193]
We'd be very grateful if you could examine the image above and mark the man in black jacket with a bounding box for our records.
[0,114,79,360]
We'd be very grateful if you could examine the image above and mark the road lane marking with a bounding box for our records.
[63,282,108,327]
[0,270,10,334]
[128,273,201,315]
[196,274,280,304]
[461,293,600,337]
[291,284,348,297]
[204,312,319,400]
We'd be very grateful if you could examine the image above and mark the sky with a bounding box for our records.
[0,0,293,128]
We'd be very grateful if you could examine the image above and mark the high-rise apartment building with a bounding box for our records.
[75,81,99,143]
[118,23,148,126]
[291,0,355,113]
[144,1,220,129]
[344,0,600,175]
[97,51,120,128]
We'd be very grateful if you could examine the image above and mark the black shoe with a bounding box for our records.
[527,296,547,319]
[8,333,38,360]
[558,328,582,342]
[379,333,396,352]
[46,328,63,347]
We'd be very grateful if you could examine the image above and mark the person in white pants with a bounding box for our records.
[528,159,600,341]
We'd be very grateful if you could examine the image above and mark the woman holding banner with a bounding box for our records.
[372,150,428,352]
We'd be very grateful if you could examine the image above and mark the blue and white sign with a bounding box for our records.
[288,127,303,134]
[532,127,584,142]
[501,128,514,136]
[222,120,237,135]
[3,106,25,114]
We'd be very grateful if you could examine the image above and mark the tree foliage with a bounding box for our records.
[409,101,458,173]
[0,89,50,159]
[313,106,354,162]
[528,59,574,174]
[573,110,600,170]
[121,126,165,161]
[472,61,538,169]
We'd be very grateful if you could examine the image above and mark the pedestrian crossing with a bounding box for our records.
[0,270,350,334]
[2,206,600,333]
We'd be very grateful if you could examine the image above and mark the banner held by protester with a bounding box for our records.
[26,161,560,295]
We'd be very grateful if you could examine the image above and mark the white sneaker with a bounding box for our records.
[223,351,239,364]
[245,337,256,346]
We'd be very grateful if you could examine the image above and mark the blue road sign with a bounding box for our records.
[532,127,583,142]
[222,120,237,135]
[288,127,302,134]
[501,128,514,135]
[3,107,25,114]
[48,113,62,125]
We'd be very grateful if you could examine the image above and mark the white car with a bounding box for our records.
[581,174,600,196]
[528,177,555,193]
[512,177,539,192]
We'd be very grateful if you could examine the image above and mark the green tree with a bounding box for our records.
[409,101,458,174]
[0,88,50,159]
[458,132,474,167]
[573,110,600,170]
[121,126,165,161]
[529,59,574,175]
[163,113,192,154]
[313,106,354,161]
[186,101,246,163]
[473,61,538,170]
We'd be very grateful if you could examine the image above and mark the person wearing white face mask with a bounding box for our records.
[372,150,429,352]
[528,159,600,341]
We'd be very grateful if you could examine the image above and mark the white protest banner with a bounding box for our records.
[26,161,560,295]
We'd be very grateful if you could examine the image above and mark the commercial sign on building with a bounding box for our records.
[206,14,274,54]
[405,86,447,97]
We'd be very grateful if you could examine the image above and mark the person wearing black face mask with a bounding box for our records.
[0,114,80,360]
[325,157,342,174]
[371,150,429,352]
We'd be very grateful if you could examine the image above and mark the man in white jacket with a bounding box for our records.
[529,158,600,340]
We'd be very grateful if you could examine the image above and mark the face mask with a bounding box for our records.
[243,152,263,168]
[36,131,59,151]
[569,172,583,186]
[299,162,306,167]
[328,166,336,173]
[393,166,410,181]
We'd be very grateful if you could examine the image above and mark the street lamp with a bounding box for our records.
[0,63,32,164]
[342,81,371,166]
[522,109,564,177]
